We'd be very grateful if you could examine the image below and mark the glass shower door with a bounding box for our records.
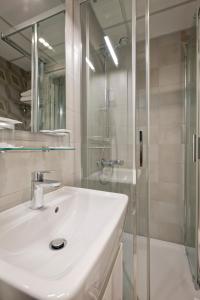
[80,1,135,299]
[185,8,199,289]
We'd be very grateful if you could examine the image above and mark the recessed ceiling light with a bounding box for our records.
[39,37,54,51]
[86,57,95,72]
[104,35,118,66]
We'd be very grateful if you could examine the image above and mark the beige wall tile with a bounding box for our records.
[150,126,159,145]
[151,199,183,226]
[150,221,184,244]
[159,63,184,87]
[150,163,159,183]
[157,182,184,204]
[0,0,81,212]
[159,123,184,145]
[159,91,184,125]
[159,43,182,67]
[159,144,184,164]
[149,31,185,244]
[159,162,184,184]
[150,145,159,163]
[151,68,159,88]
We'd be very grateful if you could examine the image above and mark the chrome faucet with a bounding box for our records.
[30,170,61,210]
[97,158,124,168]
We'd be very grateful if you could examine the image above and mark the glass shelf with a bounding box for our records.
[0,146,75,152]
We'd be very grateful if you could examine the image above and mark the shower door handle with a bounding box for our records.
[139,130,143,167]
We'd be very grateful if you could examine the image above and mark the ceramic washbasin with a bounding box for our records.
[0,186,128,300]
[88,168,136,184]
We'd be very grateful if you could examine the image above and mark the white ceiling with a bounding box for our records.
[90,0,197,44]
[0,0,198,71]
[0,0,64,71]
[137,0,194,17]
[138,0,197,40]
[91,0,131,44]
[0,0,64,25]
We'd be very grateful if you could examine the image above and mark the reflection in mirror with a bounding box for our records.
[0,27,32,131]
[38,11,66,131]
[1,5,66,133]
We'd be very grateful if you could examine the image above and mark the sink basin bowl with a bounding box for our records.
[88,168,136,184]
[0,186,128,300]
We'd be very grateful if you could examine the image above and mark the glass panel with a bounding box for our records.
[185,23,198,282]
[80,1,135,299]
[135,0,150,299]
[148,0,199,297]
[38,12,66,131]
[0,147,75,151]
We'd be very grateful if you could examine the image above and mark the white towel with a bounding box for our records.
[20,96,32,102]
[21,89,31,97]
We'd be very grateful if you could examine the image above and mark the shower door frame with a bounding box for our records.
[145,0,151,298]
[135,0,151,299]
[197,2,200,289]
[185,1,200,289]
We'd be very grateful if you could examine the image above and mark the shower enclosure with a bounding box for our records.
[147,0,200,298]
[80,0,136,299]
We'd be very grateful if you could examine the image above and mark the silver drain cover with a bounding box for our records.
[49,238,67,250]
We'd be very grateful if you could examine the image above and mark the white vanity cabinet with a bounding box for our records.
[102,244,123,300]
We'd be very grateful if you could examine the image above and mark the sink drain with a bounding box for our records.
[49,238,67,250]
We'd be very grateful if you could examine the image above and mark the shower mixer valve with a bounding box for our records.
[97,158,124,168]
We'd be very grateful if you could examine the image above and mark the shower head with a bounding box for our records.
[117,36,129,47]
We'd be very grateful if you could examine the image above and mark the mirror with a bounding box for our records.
[0,27,32,131]
[0,5,66,133]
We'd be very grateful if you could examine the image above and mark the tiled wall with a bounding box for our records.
[107,46,133,170]
[149,31,185,244]
[0,0,81,212]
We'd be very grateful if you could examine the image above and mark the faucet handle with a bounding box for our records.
[37,170,55,174]
[32,170,55,182]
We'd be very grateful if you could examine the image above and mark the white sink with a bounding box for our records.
[88,168,136,184]
[0,186,128,300]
